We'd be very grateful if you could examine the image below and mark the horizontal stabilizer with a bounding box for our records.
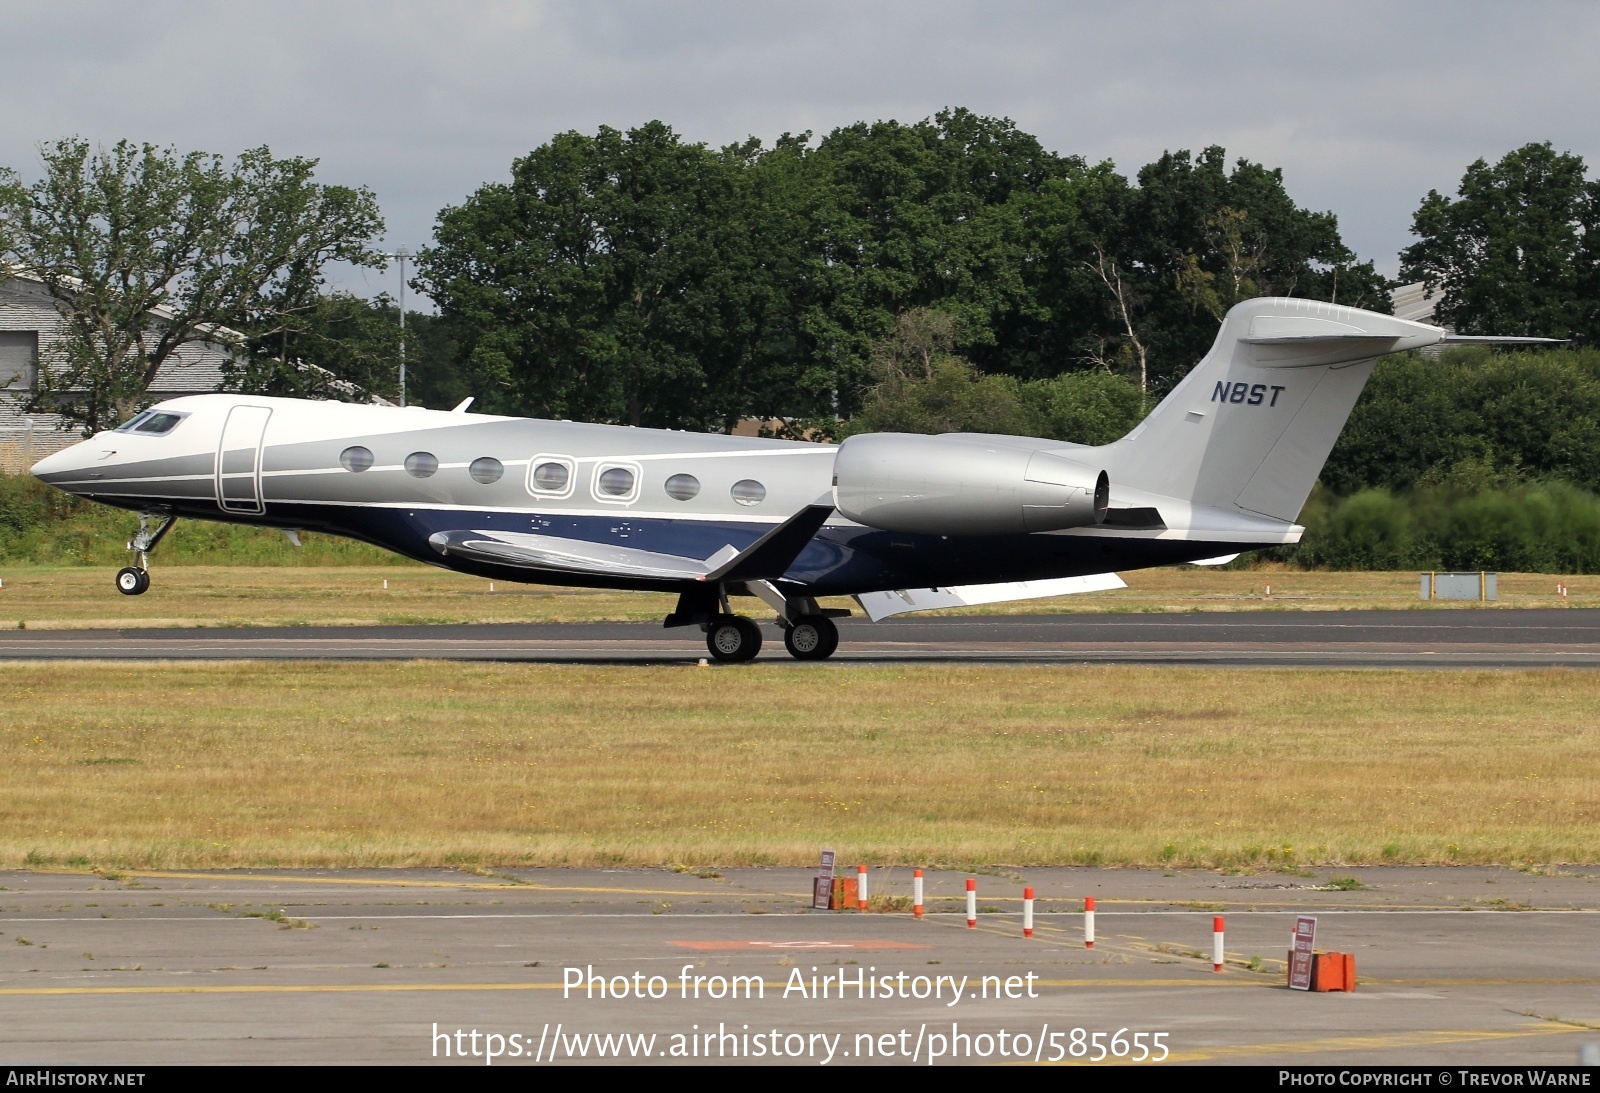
[854,572,1126,622]
[1440,335,1567,345]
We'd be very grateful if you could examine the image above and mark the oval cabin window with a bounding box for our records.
[469,457,504,484]
[532,462,570,492]
[731,479,766,506]
[404,452,438,478]
[340,446,374,473]
[664,473,700,501]
[598,467,636,497]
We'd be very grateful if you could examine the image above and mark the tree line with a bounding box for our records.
[413,111,1389,431]
[2,112,1396,434]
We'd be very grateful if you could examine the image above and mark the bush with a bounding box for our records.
[1325,346,1600,495]
[1288,480,1600,572]
[0,471,399,566]
[1295,489,1424,570]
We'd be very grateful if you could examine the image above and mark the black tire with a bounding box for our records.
[783,614,839,660]
[116,567,149,596]
[705,615,762,663]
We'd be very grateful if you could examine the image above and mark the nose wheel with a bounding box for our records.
[115,513,175,596]
[115,566,150,596]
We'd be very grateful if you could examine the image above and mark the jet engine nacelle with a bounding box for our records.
[833,433,1109,536]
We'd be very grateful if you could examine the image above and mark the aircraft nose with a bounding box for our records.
[30,437,111,492]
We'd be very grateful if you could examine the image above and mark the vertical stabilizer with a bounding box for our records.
[1107,299,1445,523]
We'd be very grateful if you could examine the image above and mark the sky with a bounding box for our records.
[4,1,1597,304]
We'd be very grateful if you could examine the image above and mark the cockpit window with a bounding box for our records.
[134,412,186,435]
[114,411,186,435]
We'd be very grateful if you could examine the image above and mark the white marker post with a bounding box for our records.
[913,869,924,919]
[1213,915,1225,972]
[1023,887,1034,939]
[857,864,868,911]
[1084,896,1095,949]
[966,878,977,928]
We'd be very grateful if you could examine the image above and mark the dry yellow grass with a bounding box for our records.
[0,563,1591,630]
[0,565,680,628]
[3,662,1597,869]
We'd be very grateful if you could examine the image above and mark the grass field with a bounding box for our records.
[0,563,1592,629]
[2,662,1597,870]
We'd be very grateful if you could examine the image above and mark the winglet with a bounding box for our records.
[702,501,834,584]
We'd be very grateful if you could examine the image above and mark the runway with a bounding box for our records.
[2,609,1599,667]
[2,865,1596,1066]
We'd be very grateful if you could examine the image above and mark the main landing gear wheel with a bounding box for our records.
[783,614,839,661]
[115,566,150,596]
[706,615,762,663]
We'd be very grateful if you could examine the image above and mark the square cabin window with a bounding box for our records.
[0,332,39,390]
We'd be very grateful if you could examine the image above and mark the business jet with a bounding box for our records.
[30,297,1528,662]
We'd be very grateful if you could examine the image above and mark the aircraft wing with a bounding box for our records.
[428,529,717,580]
[425,502,836,584]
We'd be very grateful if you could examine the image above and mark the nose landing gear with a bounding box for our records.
[115,513,176,596]
[115,566,150,595]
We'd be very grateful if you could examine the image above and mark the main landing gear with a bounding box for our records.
[703,612,840,663]
[705,615,763,663]
[115,513,175,596]
[674,585,847,663]
[781,614,839,661]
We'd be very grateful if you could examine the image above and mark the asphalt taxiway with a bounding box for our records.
[1,609,1598,667]
[1,866,1596,1066]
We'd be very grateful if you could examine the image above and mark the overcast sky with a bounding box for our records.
[4,1,1597,303]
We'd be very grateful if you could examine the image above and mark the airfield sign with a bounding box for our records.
[1289,915,1317,990]
[813,849,836,910]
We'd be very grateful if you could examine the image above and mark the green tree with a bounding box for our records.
[1400,142,1600,339]
[225,291,403,401]
[806,109,1085,393]
[1114,147,1388,391]
[843,307,1146,443]
[418,122,813,430]
[841,308,1037,436]
[0,139,385,432]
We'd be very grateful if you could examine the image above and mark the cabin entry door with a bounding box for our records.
[216,405,272,514]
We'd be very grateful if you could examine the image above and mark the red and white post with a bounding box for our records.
[1213,915,1225,972]
[858,864,868,911]
[966,878,977,928]
[913,869,924,919]
[1023,887,1034,939]
[1084,896,1096,949]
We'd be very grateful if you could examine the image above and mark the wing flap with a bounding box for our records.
[854,572,1126,622]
